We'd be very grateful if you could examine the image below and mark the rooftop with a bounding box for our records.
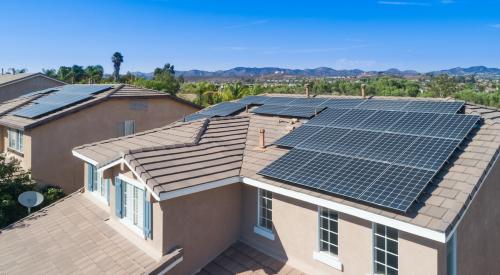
[0,73,64,87]
[73,95,500,234]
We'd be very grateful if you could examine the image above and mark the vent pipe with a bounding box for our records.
[305,83,310,98]
[361,84,366,99]
[259,129,266,149]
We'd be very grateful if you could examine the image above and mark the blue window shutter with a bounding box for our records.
[143,192,152,239]
[106,179,111,205]
[87,163,94,191]
[115,177,123,218]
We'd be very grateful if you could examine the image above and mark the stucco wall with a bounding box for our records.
[29,97,198,193]
[0,75,62,102]
[456,155,500,275]
[1,126,32,171]
[162,184,242,275]
[240,185,445,275]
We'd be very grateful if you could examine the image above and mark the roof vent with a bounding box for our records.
[361,84,366,99]
[259,129,266,149]
[305,83,310,98]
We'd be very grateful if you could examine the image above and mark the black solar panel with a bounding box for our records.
[355,110,404,131]
[358,133,417,163]
[288,97,328,107]
[306,108,350,126]
[394,137,461,170]
[274,125,323,148]
[422,114,480,140]
[297,127,351,151]
[278,106,326,118]
[403,101,464,114]
[184,113,210,122]
[358,165,435,212]
[238,95,270,105]
[387,112,441,135]
[329,109,377,128]
[356,99,411,111]
[324,130,382,157]
[259,149,319,182]
[201,102,245,117]
[320,99,365,109]
[251,104,288,115]
[261,97,297,105]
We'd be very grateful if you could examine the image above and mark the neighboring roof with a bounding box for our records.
[0,192,157,274]
[197,241,304,275]
[73,96,500,235]
[0,84,201,130]
[0,73,65,87]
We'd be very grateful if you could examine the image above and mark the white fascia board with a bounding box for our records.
[72,150,98,166]
[159,176,240,200]
[97,158,123,172]
[242,177,447,243]
[121,160,161,201]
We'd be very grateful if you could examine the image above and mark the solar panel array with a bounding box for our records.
[12,85,112,119]
[238,95,465,114]
[263,107,480,212]
[251,105,326,118]
[184,102,246,122]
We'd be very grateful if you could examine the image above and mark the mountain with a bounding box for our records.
[132,66,500,80]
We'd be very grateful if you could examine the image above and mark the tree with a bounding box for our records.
[68,65,85,84]
[428,74,458,97]
[154,63,175,77]
[42,68,57,78]
[111,52,124,82]
[57,66,72,83]
[84,65,104,84]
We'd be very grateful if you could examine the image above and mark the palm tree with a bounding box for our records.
[111,52,124,82]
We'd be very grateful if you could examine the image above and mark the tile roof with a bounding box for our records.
[0,192,157,274]
[197,241,305,275]
[0,84,200,129]
[73,96,500,234]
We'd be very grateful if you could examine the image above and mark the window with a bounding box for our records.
[124,120,135,136]
[122,181,145,230]
[7,128,23,152]
[374,224,399,275]
[258,189,273,231]
[319,208,339,256]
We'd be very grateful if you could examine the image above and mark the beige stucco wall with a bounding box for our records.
[240,185,445,275]
[162,184,242,275]
[456,156,500,275]
[0,75,63,102]
[29,97,198,193]
[1,126,32,171]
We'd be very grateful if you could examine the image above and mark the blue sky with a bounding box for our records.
[1,0,499,73]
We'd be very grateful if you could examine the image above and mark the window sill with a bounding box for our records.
[253,226,275,241]
[120,217,145,238]
[7,148,24,157]
[312,251,343,271]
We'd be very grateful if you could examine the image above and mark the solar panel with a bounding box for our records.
[324,130,382,157]
[238,95,270,105]
[422,114,480,140]
[394,137,461,170]
[251,104,288,115]
[356,99,411,111]
[306,108,350,126]
[278,106,326,118]
[288,97,328,107]
[329,109,377,128]
[201,102,245,117]
[358,165,435,212]
[403,101,464,114]
[259,149,319,182]
[184,113,210,122]
[355,110,404,131]
[320,99,365,109]
[274,125,323,147]
[357,133,417,163]
[261,97,297,105]
[297,127,351,151]
[57,85,112,95]
[387,112,441,135]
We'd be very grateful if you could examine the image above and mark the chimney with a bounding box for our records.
[245,104,249,113]
[361,84,366,99]
[305,83,310,98]
[1,68,3,75]
[259,129,266,149]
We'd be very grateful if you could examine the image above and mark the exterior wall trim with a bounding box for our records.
[72,150,98,166]
[159,176,240,200]
[242,177,447,243]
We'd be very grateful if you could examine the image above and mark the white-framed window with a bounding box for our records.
[92,172,108,201]
[373,224,399,275]
[123,120,135,136]
[7,128,23,152]
[258,188,272,231]
[122,181,145,231]
[319,208,339,256]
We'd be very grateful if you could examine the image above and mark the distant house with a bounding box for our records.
[0,84,200,193]
[1,95,499,275]
[0,73,65,102]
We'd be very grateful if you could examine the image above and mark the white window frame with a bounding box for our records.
[90,171,108,204]
[119,178,145,236]
[373,223,399,275]
[313,207,343,270]
[7,128,23,153]
[254,188,275,240]
[124,120,135,136]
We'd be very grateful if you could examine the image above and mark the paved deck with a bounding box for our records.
[0,192,156,274]
[197,242,305,275]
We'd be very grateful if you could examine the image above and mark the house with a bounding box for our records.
[1,95,499,275]
[0,84,200,193]
[0,73,65,102]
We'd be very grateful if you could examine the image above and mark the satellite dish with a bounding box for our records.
[18,191,44,214]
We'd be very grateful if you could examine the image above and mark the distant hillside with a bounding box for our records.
[131,66,500,80]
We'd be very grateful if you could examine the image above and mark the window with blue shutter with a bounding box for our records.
[107,179,111,205]
[115,177,123,218]
[87,163,95,191]
[143,192,152,239]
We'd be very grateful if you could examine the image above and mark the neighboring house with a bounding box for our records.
[0,73,65,102]
[1,95,499,275]
[0,84,200,193]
